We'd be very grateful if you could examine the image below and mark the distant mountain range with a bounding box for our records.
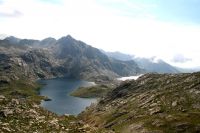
[0,35,143,83]
[134,57,179,73]
[103,51,181,73]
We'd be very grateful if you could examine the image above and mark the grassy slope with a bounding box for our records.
[79,73,200,133]
[70,84,112,98]
[0,79,43,103]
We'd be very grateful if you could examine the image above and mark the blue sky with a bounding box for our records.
[151,0,200,23]
[97,0,200,24]
[0,0,200,68]
[2,0,199,23]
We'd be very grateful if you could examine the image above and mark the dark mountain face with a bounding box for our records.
[55,35,105,59]
[0,35,143,82]
[52,35,143,80]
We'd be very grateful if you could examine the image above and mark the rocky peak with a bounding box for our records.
[4,36,21,44]
[66,34,73,39]
[58,35,75,42]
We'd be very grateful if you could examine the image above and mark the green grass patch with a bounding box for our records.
[70,84,112,98]
[0,79,44,103]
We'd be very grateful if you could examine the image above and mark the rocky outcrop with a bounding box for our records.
[0,95,95,133]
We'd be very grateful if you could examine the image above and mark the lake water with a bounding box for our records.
[39,78,96,115]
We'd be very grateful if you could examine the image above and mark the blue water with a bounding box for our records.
[39,78,96,115]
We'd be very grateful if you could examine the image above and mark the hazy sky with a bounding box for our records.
[0,0,200,68]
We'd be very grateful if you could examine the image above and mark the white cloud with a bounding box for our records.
[0,0,200,68]
[171,54,192,63]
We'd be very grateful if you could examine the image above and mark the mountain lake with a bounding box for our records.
[39,78,96,115]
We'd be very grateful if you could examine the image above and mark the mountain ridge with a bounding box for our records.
[0,35,143,83]
[103,50,180,74]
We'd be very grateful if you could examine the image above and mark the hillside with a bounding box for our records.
[80,72,200,133]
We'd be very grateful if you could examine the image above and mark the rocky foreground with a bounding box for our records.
[80,72,200,133]
[0,95,97,133]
